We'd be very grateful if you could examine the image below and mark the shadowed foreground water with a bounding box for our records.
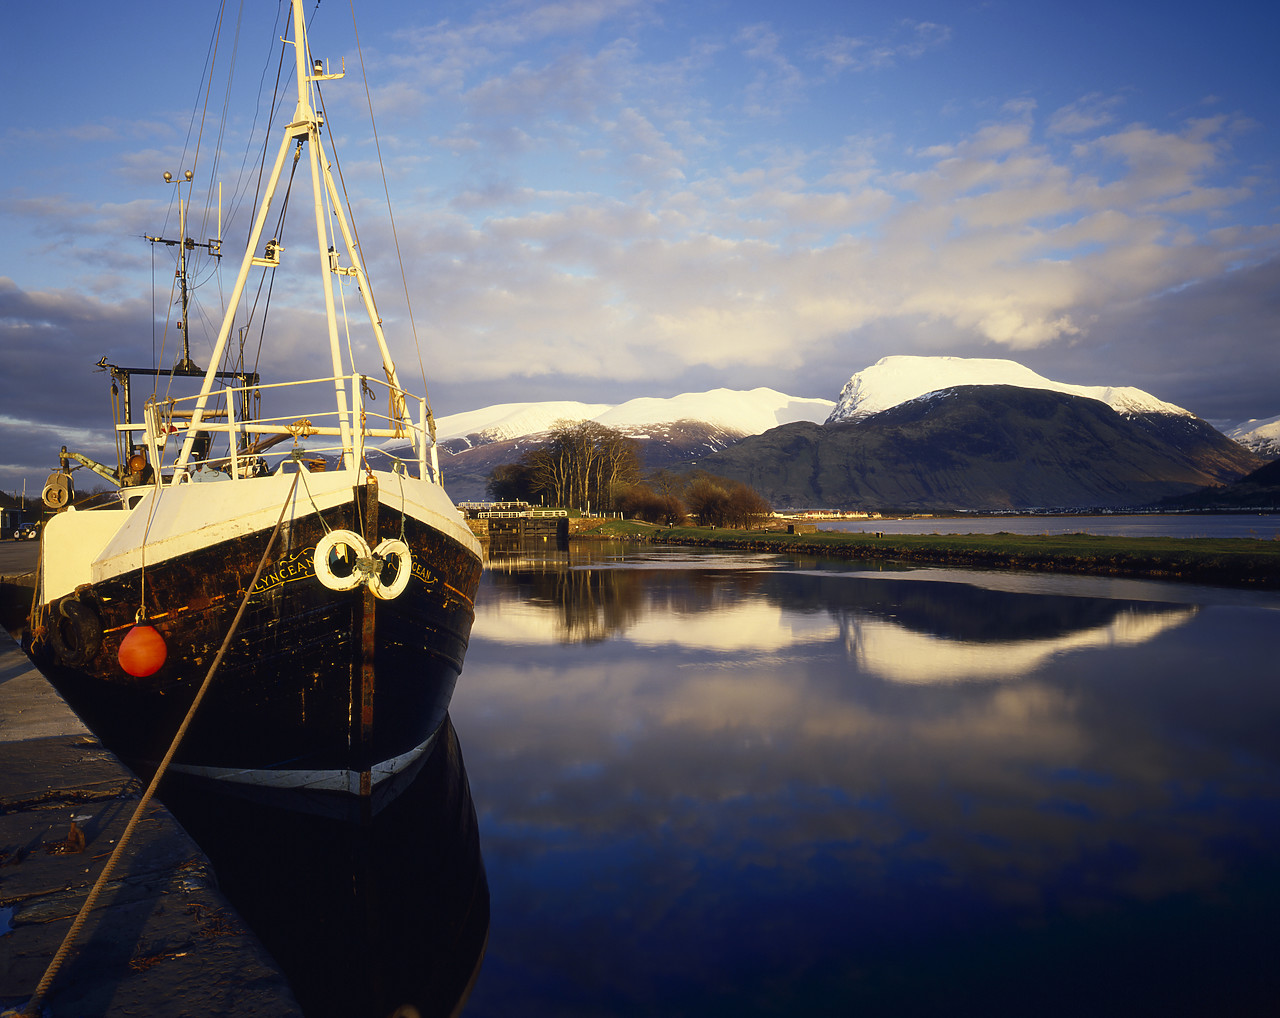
[451,541,1280,1017]
[158,721,489,1018]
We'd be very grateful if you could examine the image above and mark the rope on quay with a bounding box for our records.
[19,473,300,1018]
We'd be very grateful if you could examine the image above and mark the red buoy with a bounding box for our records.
[118,624,167,677]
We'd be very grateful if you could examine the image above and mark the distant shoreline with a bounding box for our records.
[574,520,1280,589]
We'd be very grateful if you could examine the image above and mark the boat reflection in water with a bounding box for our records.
[158,718,488,1018]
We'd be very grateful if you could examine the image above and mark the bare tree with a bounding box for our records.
[503,420,641,511]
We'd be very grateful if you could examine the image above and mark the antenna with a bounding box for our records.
[144,171,223,374]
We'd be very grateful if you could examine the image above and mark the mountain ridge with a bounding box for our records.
[434,387,835,449]
[394,356,1271,506]
[677,385,1263,511]
[827,355,1193,423]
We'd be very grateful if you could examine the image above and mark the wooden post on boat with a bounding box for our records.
[357,474,379,797]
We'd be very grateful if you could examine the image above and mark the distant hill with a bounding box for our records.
[671,385,1264,511]
[1160,458,1280,510]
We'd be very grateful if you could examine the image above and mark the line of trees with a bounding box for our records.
[486,424,772,528]
[680,474,772,528]
[603,471,774,527]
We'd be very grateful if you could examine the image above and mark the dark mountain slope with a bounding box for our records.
[676,385,1263,511]
[1161,457,1280,510]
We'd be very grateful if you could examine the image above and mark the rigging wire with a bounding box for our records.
[158,1,228,407]
[213,0,291,384]
[247,13,296,381]
[345,0,435,433]
[313,81,358,377]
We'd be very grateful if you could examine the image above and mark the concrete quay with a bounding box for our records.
[0,618,302,1016]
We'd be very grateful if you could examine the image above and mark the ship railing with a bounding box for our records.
[118,373,442,484]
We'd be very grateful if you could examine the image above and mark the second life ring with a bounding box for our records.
[369,539,412,600]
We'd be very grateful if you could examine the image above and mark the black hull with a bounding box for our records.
[31,494,482,798]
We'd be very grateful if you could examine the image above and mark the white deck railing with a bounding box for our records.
[118,373,440,485]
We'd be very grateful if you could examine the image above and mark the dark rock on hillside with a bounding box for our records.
[619,420,747,470]
[673,385,1263,511]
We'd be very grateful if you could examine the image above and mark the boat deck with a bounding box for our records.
[0,625,302,1017]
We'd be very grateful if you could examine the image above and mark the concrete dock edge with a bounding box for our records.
[0,627,303,1017]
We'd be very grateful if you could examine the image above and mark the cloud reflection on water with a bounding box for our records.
[842,605,1197,683]
[476,545,1199,683]
[456,547,1280,1015]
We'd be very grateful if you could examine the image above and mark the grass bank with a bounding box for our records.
[573,519,1280,588]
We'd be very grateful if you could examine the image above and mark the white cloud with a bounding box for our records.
[735,23,806,117]
[3,0,1276,448]
[812,19,951,75]
[1049,93,1125,136]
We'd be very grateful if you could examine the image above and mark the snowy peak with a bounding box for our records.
[432,401,613,448]
[826,356,1193,424]
[434,387,834,446]
[597,388,834,436]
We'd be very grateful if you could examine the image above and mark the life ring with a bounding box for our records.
[48,596,103,667]
[369,539,412,600]
[313,530,372,591]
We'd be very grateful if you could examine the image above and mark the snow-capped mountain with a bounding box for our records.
[396,355,1263,508]
[690,384,1262,511]
[433,401,614,449]
[827,356,1193,424]
[435,387,835,447]
[1224,414,1280,457]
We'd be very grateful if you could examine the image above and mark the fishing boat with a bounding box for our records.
[27,0,482,807]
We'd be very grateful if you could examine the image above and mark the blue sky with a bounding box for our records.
[2,0,1278,492]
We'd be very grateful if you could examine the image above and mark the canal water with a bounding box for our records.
[448,539,1280,1017]
[152,531,1280,1016]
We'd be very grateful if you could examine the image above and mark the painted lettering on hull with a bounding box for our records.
[253,547,317,594]
[411,558,440,591]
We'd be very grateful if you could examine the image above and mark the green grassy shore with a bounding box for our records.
[573,519,1280,588]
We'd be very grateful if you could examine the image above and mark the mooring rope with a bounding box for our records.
[21,473,300,1017]
[26,531,44,647]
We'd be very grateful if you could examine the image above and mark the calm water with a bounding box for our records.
[819,512,1280,539]
[151,537,1280,1017]
[450,540,1280,1017]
